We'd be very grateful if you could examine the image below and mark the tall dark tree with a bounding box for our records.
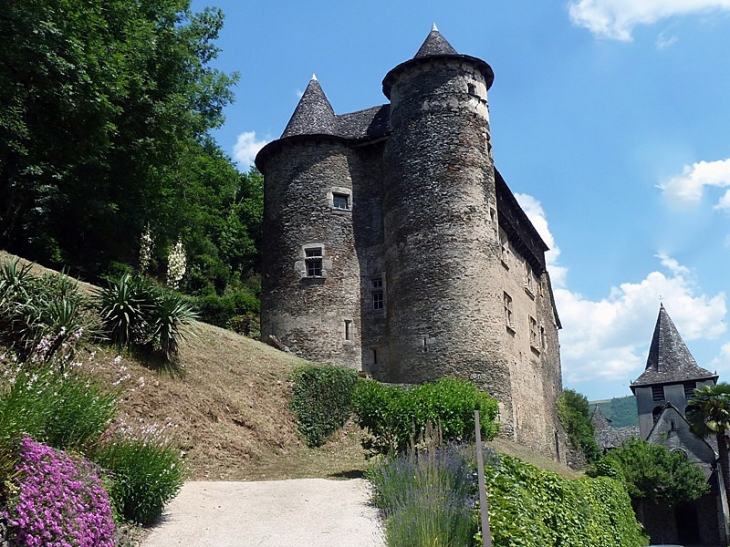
[687,383,730,513]
[0,0,237,276]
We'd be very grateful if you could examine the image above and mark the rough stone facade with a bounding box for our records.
[256,28,564,458]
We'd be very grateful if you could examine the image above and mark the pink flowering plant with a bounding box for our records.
[3,436,115,547]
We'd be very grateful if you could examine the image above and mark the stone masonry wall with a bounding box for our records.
[261,140,362,368]
[383,58,517,433]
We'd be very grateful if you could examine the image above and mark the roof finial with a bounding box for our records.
[431,22,438,32]
[311,73,318,81]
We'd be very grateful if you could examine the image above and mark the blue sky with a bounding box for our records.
[190,0,730,401]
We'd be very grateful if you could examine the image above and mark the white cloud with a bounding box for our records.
[514,193,568,287]
[655,32,678,49]
[557,258,726,385]
[568,0,730,40]
[659,158,730,207]
[710,342,730,375]
[233,131,269,168]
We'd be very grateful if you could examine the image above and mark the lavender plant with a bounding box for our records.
[368,443,478,547]
[4,436,115,547]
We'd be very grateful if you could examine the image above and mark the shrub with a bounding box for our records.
[93,435,184,525]
[195,289,259,330]
[0,363,117,452]
[480,454,648,547]
[4,436,115,547]
[0,260,88,362]
[368,443,477,547]
[557,389,602,464]
[352,378,499,456]
[146,291,198,361]
[290,365,359,447]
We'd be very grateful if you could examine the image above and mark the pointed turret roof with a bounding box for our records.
[281,75,337,138]
[414,24,458,58]
[631,305,718,388]
[382,26,494,99]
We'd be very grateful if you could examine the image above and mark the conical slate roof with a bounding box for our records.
[631,305,717,387]
[591,405,639,450]
[414,24,458,58]
[281,75,337,138]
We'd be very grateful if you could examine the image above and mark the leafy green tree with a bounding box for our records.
[0,0,238,277]
[686,382,730,512]
[557,389,602,463]
[599,437,708,508]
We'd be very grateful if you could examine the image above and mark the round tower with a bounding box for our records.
[256,76,362,368]
[381,27,508,388]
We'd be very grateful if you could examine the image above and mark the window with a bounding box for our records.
[333,193,349,210]
[529,316,539,349]
[503,292,513,330]
[651,385,664,402]
[305,247,323,277]
[344,320,352,341]
[467,83,476,95]
[371,277,384,311]
[684,382,696,400]
[500,232,510,267]
[525,262,535,297]
[540,326,547,349]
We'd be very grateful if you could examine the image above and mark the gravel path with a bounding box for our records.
[142,479,385,547]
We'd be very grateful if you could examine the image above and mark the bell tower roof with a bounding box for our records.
[630,305,717,388]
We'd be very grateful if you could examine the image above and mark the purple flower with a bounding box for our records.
[4,436,115,547]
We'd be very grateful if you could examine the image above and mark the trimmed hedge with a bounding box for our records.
[290,365,359,447]
[352,377,500,456]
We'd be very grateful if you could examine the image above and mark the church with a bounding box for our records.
[255,27,564,457]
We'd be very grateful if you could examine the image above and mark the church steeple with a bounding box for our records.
[631,304,717,387]
[281,75,337,138]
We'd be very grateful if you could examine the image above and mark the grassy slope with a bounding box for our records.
[0,251,579,482]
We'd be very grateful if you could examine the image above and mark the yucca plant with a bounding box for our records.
[96,274,154,347]
[147,291,197,360]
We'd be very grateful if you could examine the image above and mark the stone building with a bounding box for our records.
[627,305,729,545]
[255,27,564,457]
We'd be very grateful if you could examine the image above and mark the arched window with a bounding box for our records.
[652,406,662,424]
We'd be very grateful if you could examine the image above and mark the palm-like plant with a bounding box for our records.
[686,383,730,511]
[147,291,197,360]
[96,274,153,346]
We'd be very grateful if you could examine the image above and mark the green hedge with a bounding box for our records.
[352,377,500,456]
[482,454,648,547]
[290,365,359,447]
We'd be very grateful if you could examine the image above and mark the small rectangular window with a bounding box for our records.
[503,292,513,329]
[529,316,539,348]
[371,277,384,310]
[500,232,510,267]
[333,193,349,210]
[652,385,664,402]
[684,382,696,400]
[540,326,547,349]
[525,262,535,294]
[305,247,323,277]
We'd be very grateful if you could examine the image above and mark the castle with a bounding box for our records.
[255,27,564,457]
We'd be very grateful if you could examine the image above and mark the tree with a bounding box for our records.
[600,437,708,508]
[0,0,238,277]
[557,389,602,463]
[686,382,730,512]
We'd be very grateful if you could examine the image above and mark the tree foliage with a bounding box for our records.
[0,0,259,300]
[686,382,730,513]
[557,389,602,463]
[597,437,708,507]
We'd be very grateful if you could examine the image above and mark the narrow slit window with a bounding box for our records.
[305,247,323,277]
[503,292,513,329]
[344,320,352,341]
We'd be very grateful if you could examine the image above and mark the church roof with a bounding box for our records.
[281,76,337,138]
[414,25,458,58]
[630,305,717,388]
[591,405,639,450]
